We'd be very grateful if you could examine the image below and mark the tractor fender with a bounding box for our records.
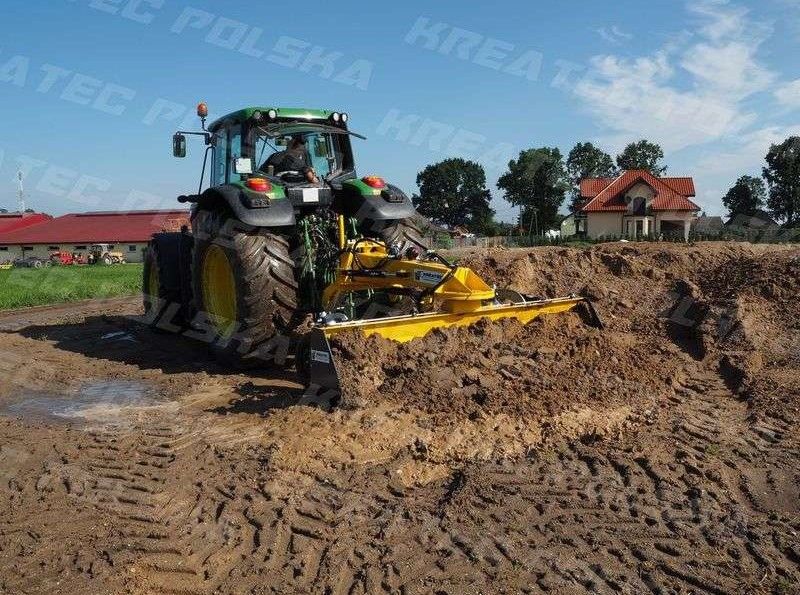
[196,185,296,227]
[336,181,417,222]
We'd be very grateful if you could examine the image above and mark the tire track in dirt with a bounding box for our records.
[346,363,799,594]
[81,419,351,594]
[119,361,794,595]
[77,425,208,593]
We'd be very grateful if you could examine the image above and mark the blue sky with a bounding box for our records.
[0,0,798,221]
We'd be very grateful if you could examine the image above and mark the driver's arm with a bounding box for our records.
[261,150,285,173]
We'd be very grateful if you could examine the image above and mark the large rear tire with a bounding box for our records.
[375,217,427,253]
[191,209,299,366]
[143,239,185,330]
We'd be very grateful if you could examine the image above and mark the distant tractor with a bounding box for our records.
[89,244,126,265]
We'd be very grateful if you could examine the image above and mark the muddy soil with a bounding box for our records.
[0,242,798,594]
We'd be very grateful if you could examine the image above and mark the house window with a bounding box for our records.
[48,246,59,251]
[22,246,33,251]
[74,245,87,251]
[107,244,115,250]
[0,247,7,252]
[128,245,137,252]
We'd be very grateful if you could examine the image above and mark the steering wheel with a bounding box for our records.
[276,170,306,184]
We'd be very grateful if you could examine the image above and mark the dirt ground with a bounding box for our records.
[0,241,798,595]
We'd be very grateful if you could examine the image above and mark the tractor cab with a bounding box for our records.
[171,105,411,225]
[174,107,367,207]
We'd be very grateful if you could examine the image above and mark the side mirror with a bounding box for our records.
[233,158,253,175]
[172,133,187,158]
[314,138,328,158]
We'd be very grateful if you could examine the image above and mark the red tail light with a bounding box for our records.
[362,175,386,189]
[246,177,271,192]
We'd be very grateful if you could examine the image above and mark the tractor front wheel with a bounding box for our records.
[376,217,427,254]
[191,209,299,366]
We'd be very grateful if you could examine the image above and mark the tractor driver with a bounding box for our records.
[262,135,319,184]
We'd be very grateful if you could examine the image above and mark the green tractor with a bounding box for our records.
[143,103,425,365]
[145,103,602,393]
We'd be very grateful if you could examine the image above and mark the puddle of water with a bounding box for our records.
[0,380,175,427]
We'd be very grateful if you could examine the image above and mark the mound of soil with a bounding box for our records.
[333,314,681,422]
[334,240,799,440]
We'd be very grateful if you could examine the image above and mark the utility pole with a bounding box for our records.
[17,170,26,213]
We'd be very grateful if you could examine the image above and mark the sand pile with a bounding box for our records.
[333,312,682,418]
[334,242,799,426]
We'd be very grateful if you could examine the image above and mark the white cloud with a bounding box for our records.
[574,0,775,152]
[681,42,775,97]
[596,25,632,44]
[775,79,800,108]
[688,125,800,214]
[696,125,800,175]
[576,52,756,153]
[688,0,749,40]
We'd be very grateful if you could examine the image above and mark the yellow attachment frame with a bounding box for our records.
[322,237,495,315]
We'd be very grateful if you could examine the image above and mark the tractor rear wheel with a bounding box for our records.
[191,209,299,366]
[143,239,185,329]
[376,217,427,253]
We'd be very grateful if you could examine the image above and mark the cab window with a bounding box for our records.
[212,127,228,186]
[229,124,243,183]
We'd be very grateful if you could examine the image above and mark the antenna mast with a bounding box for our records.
[17,170,25,213]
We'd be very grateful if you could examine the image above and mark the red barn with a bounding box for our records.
[0,210,190,263]
[0,212,52,235]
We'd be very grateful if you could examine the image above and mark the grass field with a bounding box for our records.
[0,264,143,310]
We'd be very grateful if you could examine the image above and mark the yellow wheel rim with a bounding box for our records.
[202,245,238,337]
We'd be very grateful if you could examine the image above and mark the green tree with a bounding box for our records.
[566,142,617,211]
[411,158,495,233]
[616,140,667,175]
[763,137,800,226]
[722,175,766,217]
[497,147,568,234]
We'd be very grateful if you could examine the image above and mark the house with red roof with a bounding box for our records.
[575,170,700,240]
[0,210,190,263]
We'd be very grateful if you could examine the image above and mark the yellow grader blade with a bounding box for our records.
[305,294,603,401]
[302,223,603,401]
[320,295,591,343]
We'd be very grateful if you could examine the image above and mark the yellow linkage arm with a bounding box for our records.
[322,240,495,314]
